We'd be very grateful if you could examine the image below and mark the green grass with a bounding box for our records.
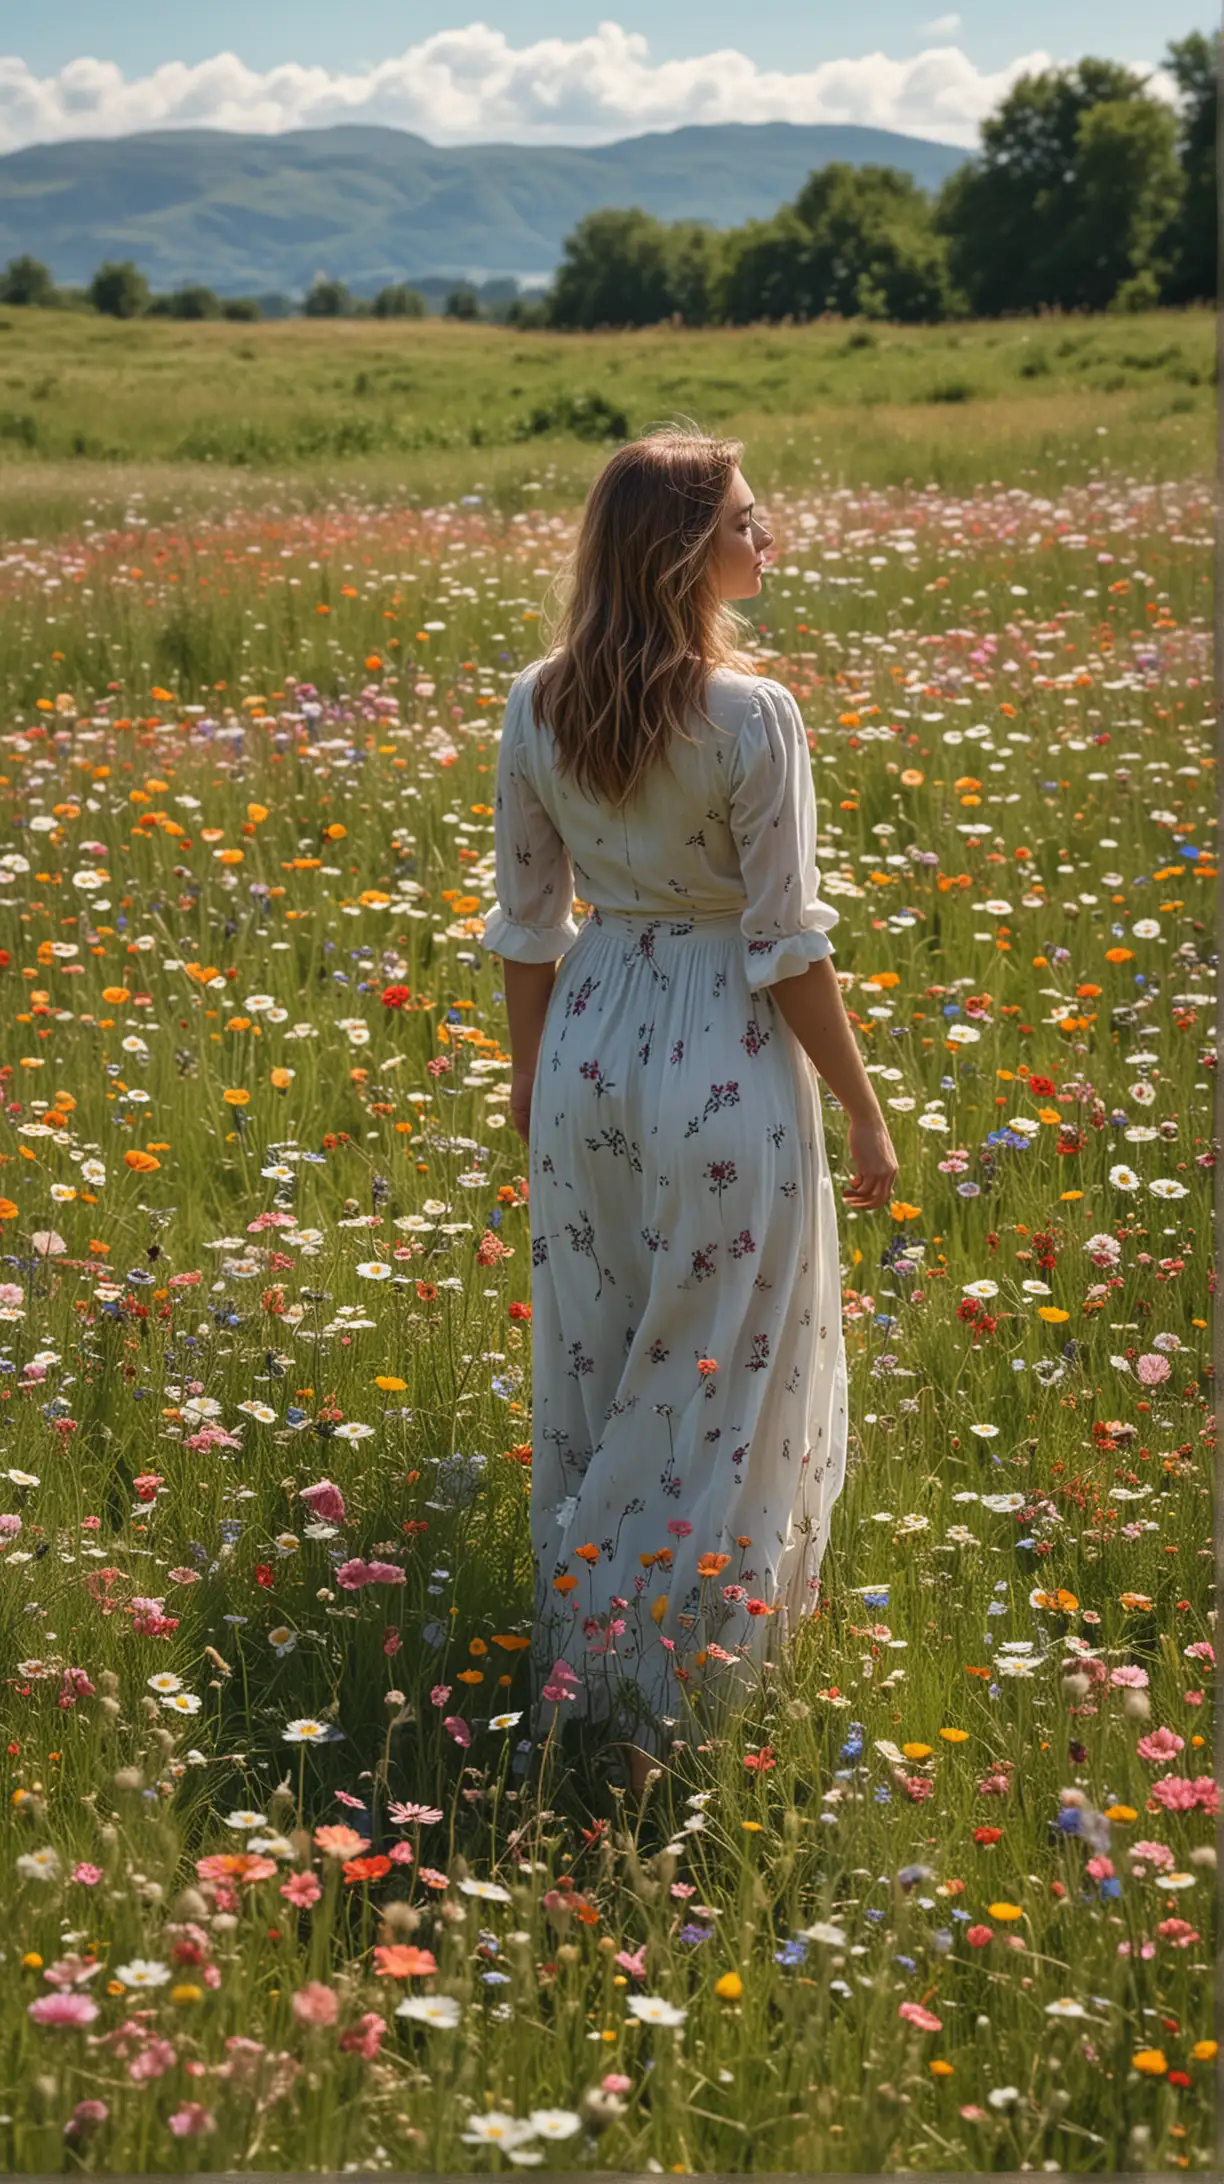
[0,398,1215,2172]
[0,307,1213,529]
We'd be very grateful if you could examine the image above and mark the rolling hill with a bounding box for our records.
[0,122,970,295]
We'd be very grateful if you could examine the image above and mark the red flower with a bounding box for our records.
[254,1564,275,1590]
[743,1746,776,1773]
[973,1826,1003,1845]
[382,985,410,1009]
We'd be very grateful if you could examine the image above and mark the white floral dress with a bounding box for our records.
[481,660,849,1753]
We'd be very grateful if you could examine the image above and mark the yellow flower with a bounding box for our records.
[742,1821,763,1834]
[1038,1306,1070,1323]
[375,1375,407,1391]
[1106,1804,1137,1824]
[902,1742,932,1760]
[22,1952,43,1971]
[1132,2049,1167,2076]
[222,1088,250,1107]
[171,1984,203,2006]
[988,1903,1023,1922]
[939,1728,969,1744]
[714,1972,743,2001]
[929,2059,954,2077]
[1192,2040,1218,2062]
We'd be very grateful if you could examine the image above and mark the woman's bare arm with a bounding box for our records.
[771,957,899,1210]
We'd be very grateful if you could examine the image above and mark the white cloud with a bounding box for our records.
[0,25,1074,155]
[921,14,963,34]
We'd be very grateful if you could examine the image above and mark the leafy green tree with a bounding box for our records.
[664,222,723,326]
[719,209,812,323]
[0,255,56,306]
[303,276,351,318]
[936,59,1170,314]
[89,260,150,318]
[720,168,952,324]
[549,208,675,329]
[1160,31,1218,303]
[444,284,481,320]
[373,283,427,318]
[1061,97,1181,311]
[792,163,954,321]
[222,298,262,322]
[166,284,222,320]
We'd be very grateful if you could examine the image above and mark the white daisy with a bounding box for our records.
[113,1959,171,1988]
[627,1994,688,2027]
[396,1994,462,2028]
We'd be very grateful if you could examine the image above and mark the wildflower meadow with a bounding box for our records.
[0,428,1217,2172]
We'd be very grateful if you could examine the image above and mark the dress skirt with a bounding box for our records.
[526,905,849,1755]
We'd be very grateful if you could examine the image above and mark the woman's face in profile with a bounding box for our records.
[712,468,774,601]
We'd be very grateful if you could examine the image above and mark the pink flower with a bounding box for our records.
[387,1843,415,1866]
[966,1925,993,1948]
[0,1514,21,1538]
[616,1945,648,1980]
[959,2105,988,2123]
[1149,1774,1199,1811]
[28,1993,99,2029]
[666,1520,693,1538]
[280,1872,322,1908]
[338,2011,386,2059]
[363,1561,406,1585]
[71,1862,103,1886]
[603,2073,632,2095]
[64,2099,109,2137]
[898,2001,943,2032]
[429,1685,452,1708]
[167,2104,215,2138]
[1135,1353,1171,1385]
[314,1825,366,1859]
[1109,1665,1150,1688]
[1157,1919,1200,1948]
[443,1716,471,1748]
[300,1479,346,1524]
[291,1981,339,2028]
[1191,1775,1219,1812]
[43,1954,101,1990]
[335,1558,372,1590]
[1183,1639,1214,1665]
[129,2039,177,2082]
[1131,1839,1175,1869]
[1185,1690,1204,1706]
[1085,1856,1114,1882]
[1137,1727,1184,1762]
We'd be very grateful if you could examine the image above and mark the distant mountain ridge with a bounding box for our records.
[0,121,970,295]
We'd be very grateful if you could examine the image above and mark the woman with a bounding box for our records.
[480,427,899,1795]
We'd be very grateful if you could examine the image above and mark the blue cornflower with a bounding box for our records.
[775,1938,808,1969]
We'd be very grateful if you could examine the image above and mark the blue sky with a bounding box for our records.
[19,4,1209,76]
[2,7,1210,155]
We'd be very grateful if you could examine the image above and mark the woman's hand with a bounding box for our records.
[509,1066,535,1143]
[843,1109,899,1212]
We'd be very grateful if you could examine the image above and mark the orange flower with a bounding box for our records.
[553,1574,579,1595]
[222,1089,250,1107]
[343,1854,392,1885]
[574,1543,600,1565]
[373,1944,438,1977]
[1105,947,1133,963]
[101,986,130,1004]
[697,1553,732,1578]
[696,1357,719,1375]
[123,1150,160,1173]
[246,803,269,824]
[0,1198,18,1220]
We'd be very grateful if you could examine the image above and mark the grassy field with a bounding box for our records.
[0,328,1217,2172]
[0,306,1214,528]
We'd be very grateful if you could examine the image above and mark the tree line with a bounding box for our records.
[1,40,1214,330]
[538,42,1216,329]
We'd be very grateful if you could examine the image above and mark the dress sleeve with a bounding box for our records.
[729,679,839,989]
[480,674,583,965]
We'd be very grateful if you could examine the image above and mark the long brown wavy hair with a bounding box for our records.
[530,424,757,809]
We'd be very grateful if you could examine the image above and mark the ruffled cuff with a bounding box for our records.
[743,924,836,990]
[479,903,584,964]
